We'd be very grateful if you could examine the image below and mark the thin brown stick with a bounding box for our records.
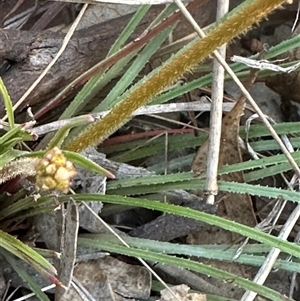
[30,2,67,31]
[2,0,26,25]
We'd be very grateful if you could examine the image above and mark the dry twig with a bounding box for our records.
[204,0,229,205]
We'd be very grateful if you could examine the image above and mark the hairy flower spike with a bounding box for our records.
[65,0,290,152]
[35,147,76,193]
[0,157,38,184]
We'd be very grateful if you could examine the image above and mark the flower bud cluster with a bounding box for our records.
[36,147,76,193]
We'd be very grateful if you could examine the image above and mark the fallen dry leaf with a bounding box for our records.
[158,284,206,301]
[60,256,151,301]
[191,97,257,236]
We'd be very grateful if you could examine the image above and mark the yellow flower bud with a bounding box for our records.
[35,147,76,193]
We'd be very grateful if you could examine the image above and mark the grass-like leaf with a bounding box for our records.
[0,229,56,275]
[0,77,15,129]
[58,194,300,260]
[78,236,292,301]
[63,150,115,178]
[0,249,51,301]
[81,233,300,273]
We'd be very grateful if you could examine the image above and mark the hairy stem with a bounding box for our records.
[65,0,290,152]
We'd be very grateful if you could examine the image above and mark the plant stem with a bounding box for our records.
[65,0,291,153]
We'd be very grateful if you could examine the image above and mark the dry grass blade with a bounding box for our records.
[241,203,300,301]
[55,199,79,299]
